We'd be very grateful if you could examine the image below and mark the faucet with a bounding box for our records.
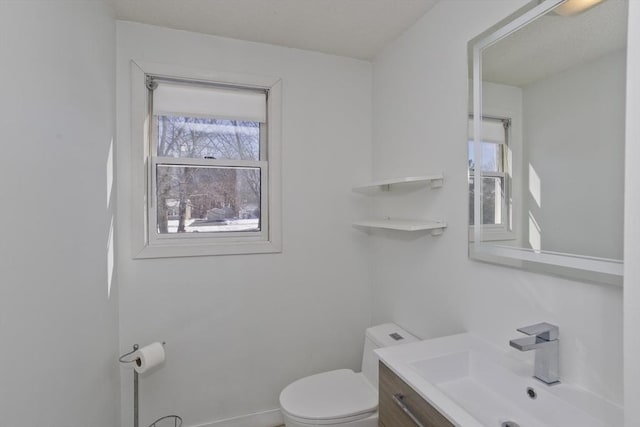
[509,322,560,385]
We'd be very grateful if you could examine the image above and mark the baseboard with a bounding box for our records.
[190,408,284,427]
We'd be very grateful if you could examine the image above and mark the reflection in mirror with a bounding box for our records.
[468,0,626,285]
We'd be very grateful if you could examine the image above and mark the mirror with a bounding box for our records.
[468,0,627,285]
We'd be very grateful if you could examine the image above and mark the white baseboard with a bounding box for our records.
[190,408,284,427]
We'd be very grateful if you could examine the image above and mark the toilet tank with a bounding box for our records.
[360,323,418,388]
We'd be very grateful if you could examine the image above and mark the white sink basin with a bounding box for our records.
[375,333,622,427]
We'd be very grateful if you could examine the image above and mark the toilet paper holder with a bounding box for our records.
[119,343,182,427]
[118,342,166,367]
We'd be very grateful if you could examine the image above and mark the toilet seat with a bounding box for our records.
[279,369,378,425]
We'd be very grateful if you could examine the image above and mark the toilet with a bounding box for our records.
[279,323,418,427]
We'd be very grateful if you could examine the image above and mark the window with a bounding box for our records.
[468,116,511,235]
[130,62,282,258]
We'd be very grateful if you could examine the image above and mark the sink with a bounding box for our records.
[411,350,602,427]
[375,333,622,427]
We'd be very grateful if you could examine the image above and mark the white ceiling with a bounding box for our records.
[481,0,628,87]
[115,0,439,60]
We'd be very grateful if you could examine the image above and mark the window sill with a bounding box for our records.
[468,226,516,242]
[133,239,282,259]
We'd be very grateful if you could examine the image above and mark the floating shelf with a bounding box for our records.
[352,174,444,192]
[353,219,447,235]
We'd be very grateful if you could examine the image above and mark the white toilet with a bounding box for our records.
[279,323,418,427]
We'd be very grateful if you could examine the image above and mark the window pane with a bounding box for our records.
[468,140,504,173]
[156,116,260,160]
[156,165,261,234]
[469,176,505,225]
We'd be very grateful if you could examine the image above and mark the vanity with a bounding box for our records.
[375,333,622,427]
[379,361,453,427]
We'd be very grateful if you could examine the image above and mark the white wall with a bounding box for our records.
[371,0,623,404]
[0,1,120,426]
[522,50,625,259]
[116,22,373,427]
[624,1,640,425]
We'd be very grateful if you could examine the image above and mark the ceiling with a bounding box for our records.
[115,0,439,60]
[481,0,628,87]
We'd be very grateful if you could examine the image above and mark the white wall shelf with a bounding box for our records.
[352,174,443,192]
[354,219,447,235]
[352,173,446,237]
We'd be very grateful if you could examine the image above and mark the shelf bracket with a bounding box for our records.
[430,228,445,236]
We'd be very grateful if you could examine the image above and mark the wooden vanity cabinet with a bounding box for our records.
[378,362,454,427]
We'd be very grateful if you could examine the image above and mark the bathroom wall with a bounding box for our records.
[624,1,640,425]
[370,0,623,404]
[522,50,625,259]
[116,22,373,426]
[0,1,120,426]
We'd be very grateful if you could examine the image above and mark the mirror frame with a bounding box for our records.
[468,0,624,286]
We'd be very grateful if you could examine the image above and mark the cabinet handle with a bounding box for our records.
[392,393,426,427]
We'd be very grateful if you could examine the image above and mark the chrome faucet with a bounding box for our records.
[509,322,560,385]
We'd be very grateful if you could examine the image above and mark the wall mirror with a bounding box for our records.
[468,0,627,286]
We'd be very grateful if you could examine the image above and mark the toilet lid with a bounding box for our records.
[279,369,378,422]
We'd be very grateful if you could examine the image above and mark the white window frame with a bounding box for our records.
[130,60,282,258]
[468,114,516,242]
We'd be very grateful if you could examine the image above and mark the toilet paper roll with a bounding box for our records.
[132,342,165,374]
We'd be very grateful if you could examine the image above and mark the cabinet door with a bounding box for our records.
[378,362,454,427]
